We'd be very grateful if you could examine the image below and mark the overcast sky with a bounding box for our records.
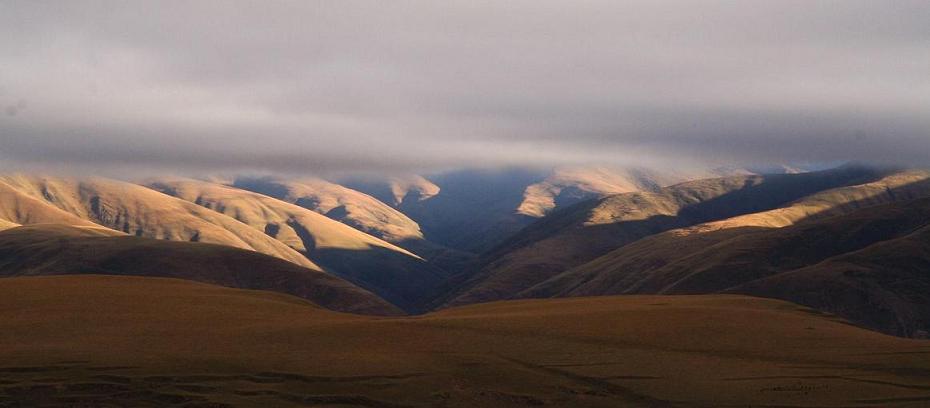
[1,1,928,176]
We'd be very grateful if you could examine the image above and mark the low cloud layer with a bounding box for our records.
[1,1,928,176]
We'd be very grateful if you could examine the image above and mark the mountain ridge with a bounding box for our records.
[444,165,891,307]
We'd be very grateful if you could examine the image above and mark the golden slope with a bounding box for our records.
[0,175,318,270]
[516,166,683,217]
[672,168,930,234]
[234,176,425,243]
[146,178,450,312]
[0,179,107,231]
[145,177,419,256]
[1,275,929,407]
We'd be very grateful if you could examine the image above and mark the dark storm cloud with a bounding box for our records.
[0,0,928,175]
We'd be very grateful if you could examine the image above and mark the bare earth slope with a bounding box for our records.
[0,225,399,315]
[0,175,317,269]
[0,179,113,231]
[515,166,683,217]
[146,178,449,312]
[233,176,425,243]
[447,165,887,306]
[1,275,929,407]
[147,177,420,255]
[341,174,440,207]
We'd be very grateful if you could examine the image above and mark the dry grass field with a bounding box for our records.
[1,275,929,407]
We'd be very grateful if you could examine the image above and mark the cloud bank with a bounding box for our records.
[1,1,928,176]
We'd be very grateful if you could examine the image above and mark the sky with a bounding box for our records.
[0,1,928,176]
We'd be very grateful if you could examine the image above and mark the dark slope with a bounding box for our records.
[518,177,930,336]
[446,165,888,306]
[524,169,930,298]
[397,168,549,253]
[733,223,930,337]
[147,177,450,313]
[0,224,401,315]
[349,167,697,254]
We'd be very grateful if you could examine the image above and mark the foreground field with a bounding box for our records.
[1,275,929,407]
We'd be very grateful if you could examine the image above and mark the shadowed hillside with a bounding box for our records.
[732,218,930,337]
[146,178,450,312]
[336,174,481,273]
[0,225,400,315]
[389,168,549,253]
[521,172,930,336]
[446,165,889,306]
[525,170,930,296]
[353,167,690,255]
[1,275,929,407]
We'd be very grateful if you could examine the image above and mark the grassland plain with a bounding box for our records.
[1,275,929,407]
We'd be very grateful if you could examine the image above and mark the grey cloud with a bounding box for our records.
[0,0,928,176]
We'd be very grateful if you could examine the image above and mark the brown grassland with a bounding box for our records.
[1,275,929,407]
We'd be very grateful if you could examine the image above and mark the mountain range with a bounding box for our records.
[3,165,930,336]
[4,164,930,405]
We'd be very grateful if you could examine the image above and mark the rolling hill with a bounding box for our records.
[0,175,318,269]
[445,165,890,306]
[232,176,425,244]
[519,170,930,336]
[1,274,928,407]
[0,178,110,231]
[145,177,420,256]
[146,177,450,312]
[524,170,930,295]
[733,224,930,338]
[0,224,399,315]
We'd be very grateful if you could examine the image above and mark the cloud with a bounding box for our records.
[0,0,928,176]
